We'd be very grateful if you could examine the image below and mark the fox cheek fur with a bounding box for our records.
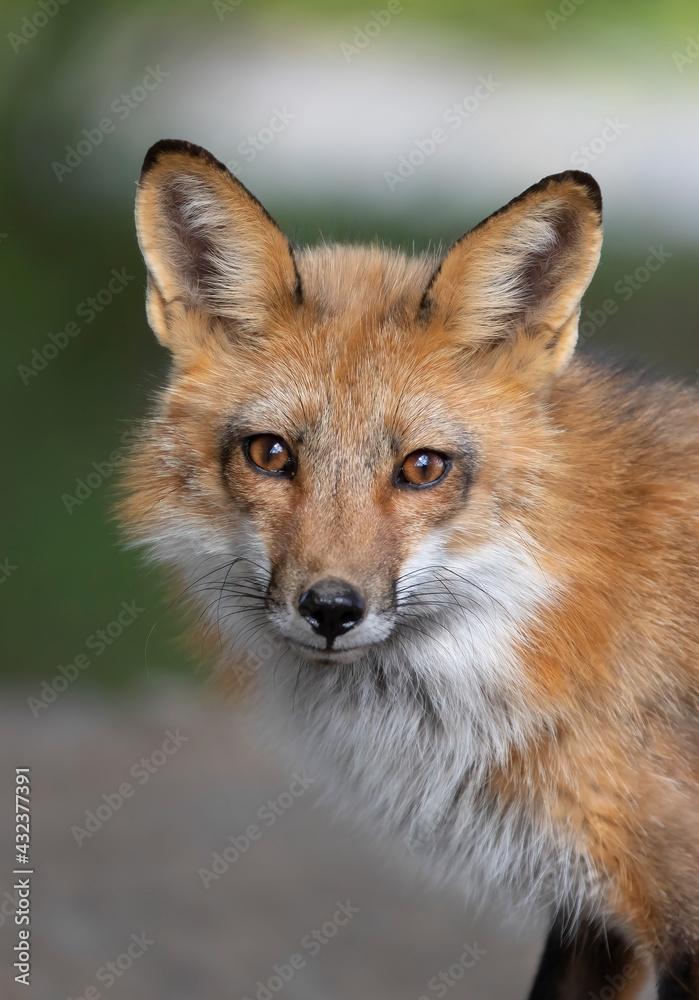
[121,139,699,999]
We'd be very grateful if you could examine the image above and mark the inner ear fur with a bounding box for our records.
[135,139,301,350]
[421,171,603,374]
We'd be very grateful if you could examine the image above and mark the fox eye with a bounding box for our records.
[397,450,450,488]
[245,435,295,477]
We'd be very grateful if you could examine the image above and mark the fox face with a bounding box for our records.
[124,140,602,692]
[213,290,481,662]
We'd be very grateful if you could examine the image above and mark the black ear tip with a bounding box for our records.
[547,170,602,215]
[140,139,230,178]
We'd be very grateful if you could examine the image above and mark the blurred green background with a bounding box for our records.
[1,0,698,691]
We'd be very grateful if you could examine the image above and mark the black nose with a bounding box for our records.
[298,579,365,643]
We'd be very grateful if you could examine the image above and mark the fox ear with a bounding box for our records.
[135,139,301,350]
[421,171,602,375]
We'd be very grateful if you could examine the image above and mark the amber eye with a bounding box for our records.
[397,449,450,488]
[245,435,295,476]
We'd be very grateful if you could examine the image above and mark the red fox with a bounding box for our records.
[121,139,699,999]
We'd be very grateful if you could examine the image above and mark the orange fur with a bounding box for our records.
[121,140,699,995]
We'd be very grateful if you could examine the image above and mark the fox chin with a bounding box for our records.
[119,138,699,1000]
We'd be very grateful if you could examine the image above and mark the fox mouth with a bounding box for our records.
[287,639,368,665]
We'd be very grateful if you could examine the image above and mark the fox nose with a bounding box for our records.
[298,579,366,643]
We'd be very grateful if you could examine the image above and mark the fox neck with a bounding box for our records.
[254,534,602,917]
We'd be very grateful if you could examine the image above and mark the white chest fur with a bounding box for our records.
[259,540,604,921]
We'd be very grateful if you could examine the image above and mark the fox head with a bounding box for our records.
[123,139,602,709]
